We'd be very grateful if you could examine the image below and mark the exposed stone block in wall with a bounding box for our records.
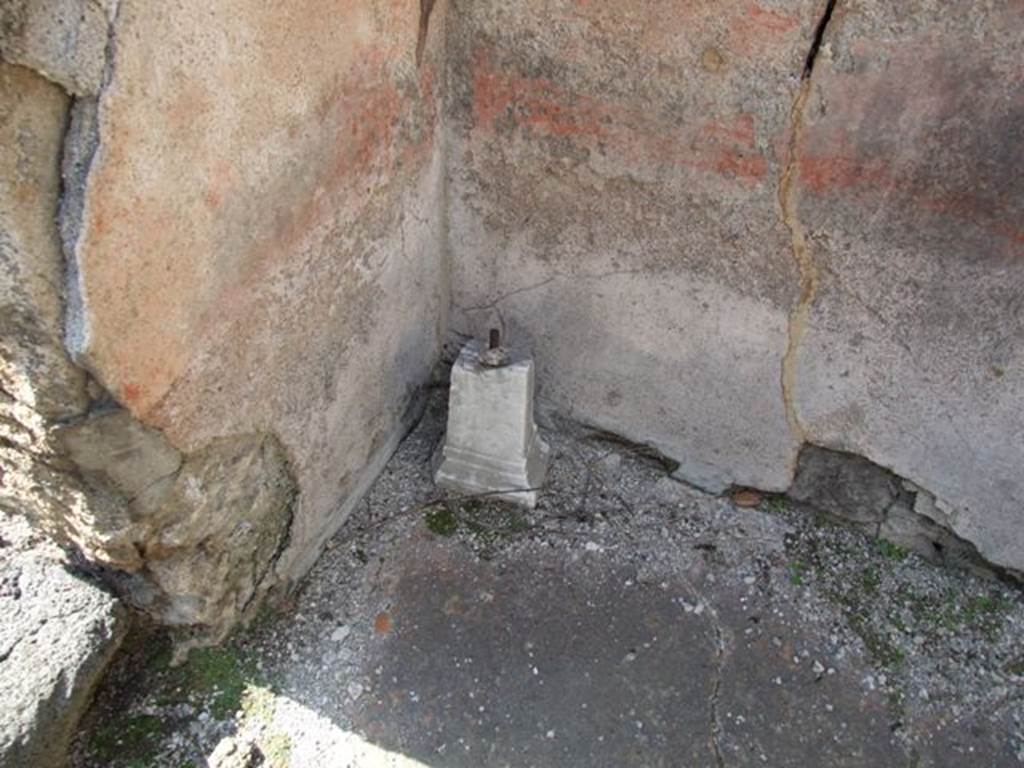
[8,402,296,637]
[48,411,297,637]
[787,446,1011,581]
[0,0,115,96]
[126,433,296,635]
[57,410,182,535]
[788,444,911,528]
[0,516,127,768]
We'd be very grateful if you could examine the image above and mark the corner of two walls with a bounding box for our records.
[1,0,451,639]
[441,0,1024,574]
[3,0,1021,642]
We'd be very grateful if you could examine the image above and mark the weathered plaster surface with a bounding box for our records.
[66,0,449,586]
[0,63,85,420]
[445,0,1024,571]
[2,0,449,635]
[792,0,1024,570]
[0,61,98,578]
[446,0,822,492]
[2,0,1023,631]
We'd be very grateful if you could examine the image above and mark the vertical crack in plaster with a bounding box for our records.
[59,0,122,367]
[778,81,816,443]
[416,0,437,67]
[802,0,838,78]
[778,0,838,445]
[439,1,450,346]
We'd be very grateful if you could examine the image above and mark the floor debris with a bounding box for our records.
[72,393,1024,767]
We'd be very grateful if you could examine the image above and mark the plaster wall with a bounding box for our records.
[445,0,1024,571]
[1,0,450,632]
[2,0,1022,636]
[793,1,1024,571]
[66,0,450,582]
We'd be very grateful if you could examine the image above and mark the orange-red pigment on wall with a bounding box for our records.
[471,48,769,185]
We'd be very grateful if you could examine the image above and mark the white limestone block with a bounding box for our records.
[435,341,549,507]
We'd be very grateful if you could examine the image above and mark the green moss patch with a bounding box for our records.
[787,560,808,586]
[182,647,249,718]
[876,539,909,561]
[90,714,165,766]
[425,506,459,536]
[423,497,532,558]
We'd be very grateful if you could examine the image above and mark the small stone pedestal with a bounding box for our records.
[434,340,549,508]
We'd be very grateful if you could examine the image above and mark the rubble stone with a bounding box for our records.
[0,536,126,768]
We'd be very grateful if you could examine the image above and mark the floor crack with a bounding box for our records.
[709,611,728,768]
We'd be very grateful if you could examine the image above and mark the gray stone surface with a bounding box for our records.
[788,445,908,527]
[787,446,1008,578]
[435,341,549,507]
[0,515,127,768]
[57,409,183,507]
[143,434,296,635]
[354,547,906,767]
[55,418,297,636]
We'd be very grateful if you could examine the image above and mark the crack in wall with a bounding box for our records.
[59,0,122,370]
[803,0,839,78]
[456,268,647,313]
[778,0,839,447]
[415,0,437,67]
[778,81,816,444]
